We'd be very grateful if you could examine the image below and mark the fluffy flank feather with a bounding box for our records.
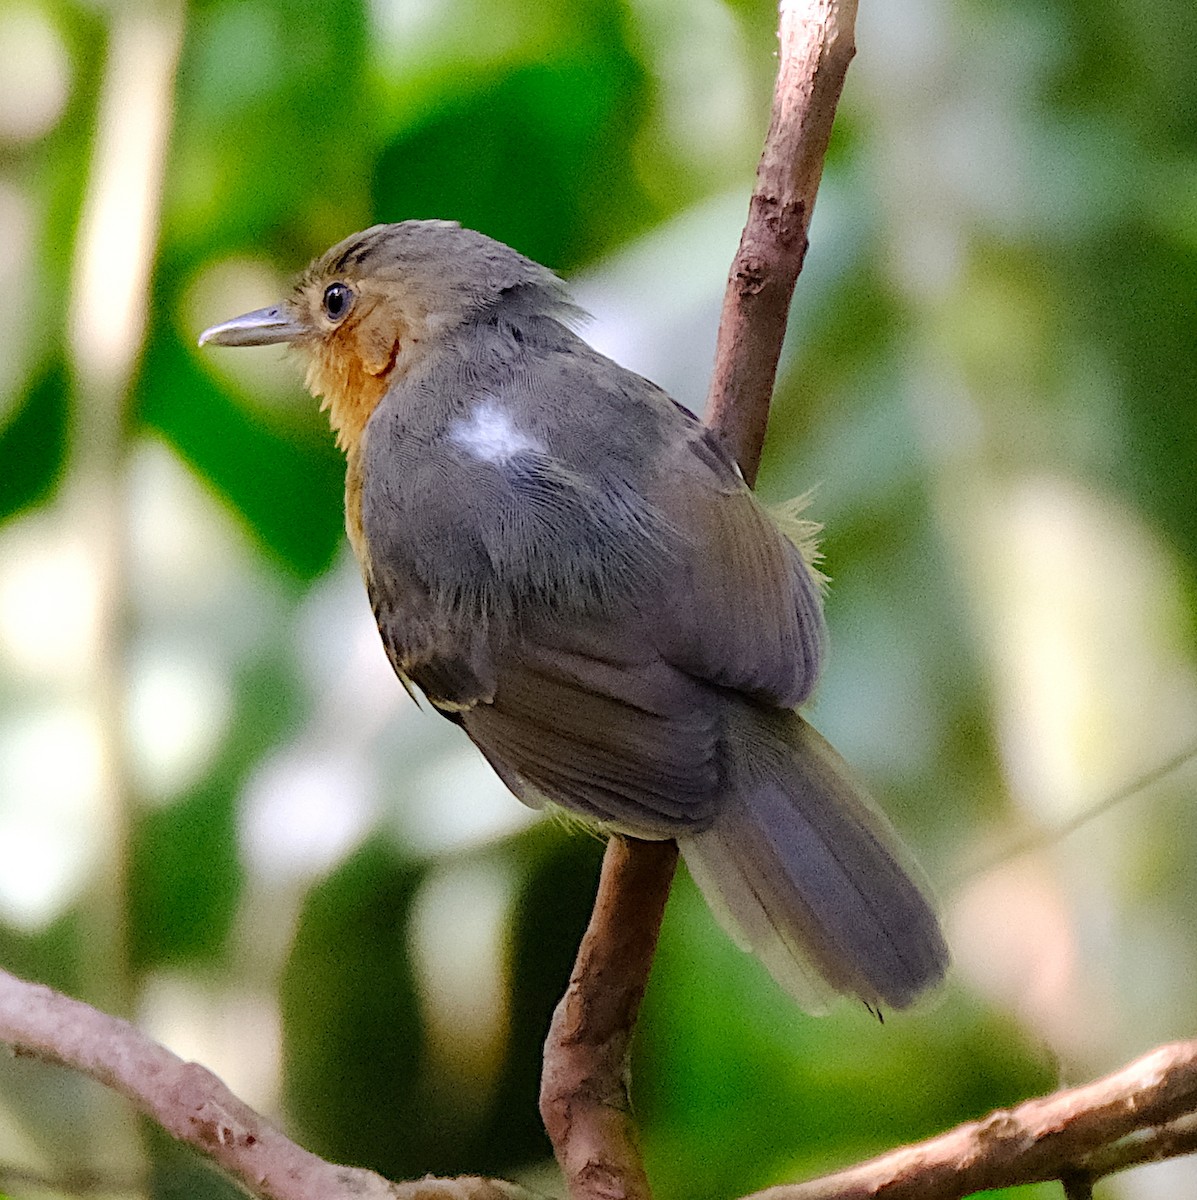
[769,489,828,590]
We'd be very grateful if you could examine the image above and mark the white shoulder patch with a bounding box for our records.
[450,397,544,463]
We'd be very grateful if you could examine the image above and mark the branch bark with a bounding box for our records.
[707,0,858,487]
[539,838,678,1200]
[0,967,534,1200]
[746,1039,1197,1200]
[539,2,859,1197]
[7,960,1197,1200]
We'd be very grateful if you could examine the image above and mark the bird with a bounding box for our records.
[200,220,948,1013]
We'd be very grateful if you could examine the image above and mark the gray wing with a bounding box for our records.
[462,623,724,837]
[357,318,826,831]
[645,415,827,709]
[365,566,497,713]
[452,412,828,836]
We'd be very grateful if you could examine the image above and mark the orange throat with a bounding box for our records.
[305,336,398,456]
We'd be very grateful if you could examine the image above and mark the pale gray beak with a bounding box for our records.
[198,304,307,348]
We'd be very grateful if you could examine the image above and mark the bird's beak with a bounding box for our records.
[198,303,307,348]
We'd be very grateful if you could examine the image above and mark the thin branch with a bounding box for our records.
[539,838,678,1200]
[707,0,858,487]
[1080,1110,1197,1179]
[537,2,860,1196]
[746,1039,1197,1200]
[955,736,1197,886]
[539,2,861,1197]
[0,968,535,1200]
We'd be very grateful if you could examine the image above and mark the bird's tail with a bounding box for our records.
[678,706,949,1012]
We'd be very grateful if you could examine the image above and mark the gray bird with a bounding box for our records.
[200,220,949,1012]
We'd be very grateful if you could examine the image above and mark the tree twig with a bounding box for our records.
[745,1039,1197,1200]
[955,735,1197,887]
[539,1,860,1197]
[0,968,535,1200]
[707,0,858,487]
[539,838,678,1200]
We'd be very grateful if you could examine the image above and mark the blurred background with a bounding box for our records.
[0,0,1195,1197]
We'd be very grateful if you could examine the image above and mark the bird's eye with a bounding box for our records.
[322,282,353,322]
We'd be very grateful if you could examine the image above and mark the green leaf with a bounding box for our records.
[166,0,373,257]
[0,358,69,522]
[373,53,658,273]
[281,838,427,1178]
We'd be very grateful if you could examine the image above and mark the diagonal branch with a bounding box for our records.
[538,838,678,1200]
[0,967,533,1200]
[538,3,860,1198]
[747,1038,1197,1199]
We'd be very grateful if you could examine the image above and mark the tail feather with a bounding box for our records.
[679,708,948,1012]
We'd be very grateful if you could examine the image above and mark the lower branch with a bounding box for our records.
[0,967,533,1200]
[748,1039,1197,1200]
[5,961,1197,1200]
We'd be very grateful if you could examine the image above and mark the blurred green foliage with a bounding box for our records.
[0,0,1195,1199]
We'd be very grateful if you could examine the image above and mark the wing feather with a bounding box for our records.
[462,628,722,837]
[647,422,827,708]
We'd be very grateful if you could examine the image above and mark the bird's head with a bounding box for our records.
[199,220,569,453]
